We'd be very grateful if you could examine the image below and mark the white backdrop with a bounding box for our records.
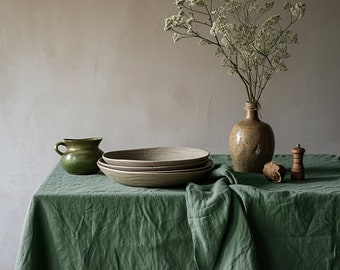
[1,0,340,268]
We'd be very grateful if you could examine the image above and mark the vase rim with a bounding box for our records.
[244,102,260,110]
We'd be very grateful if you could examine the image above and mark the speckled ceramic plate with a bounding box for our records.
[102,147,210,167]
[98,159,214,187]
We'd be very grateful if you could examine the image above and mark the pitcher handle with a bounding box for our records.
[55,142,67,156]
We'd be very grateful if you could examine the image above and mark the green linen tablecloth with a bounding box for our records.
[16,155,340,270]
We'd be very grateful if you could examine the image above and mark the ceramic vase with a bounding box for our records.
[55,137,104,175]
[229,102,275,173]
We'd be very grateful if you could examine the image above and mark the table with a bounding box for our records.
[15,155,340,270]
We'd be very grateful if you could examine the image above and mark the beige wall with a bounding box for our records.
[1,0,339,268]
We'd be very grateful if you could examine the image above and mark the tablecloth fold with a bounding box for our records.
[186,178,260,270]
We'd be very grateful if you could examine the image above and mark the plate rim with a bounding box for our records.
[97,157,209,172]
[102,146,210,167]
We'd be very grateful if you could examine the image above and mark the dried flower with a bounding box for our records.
[164,0,306,103]
[290,2,306,19]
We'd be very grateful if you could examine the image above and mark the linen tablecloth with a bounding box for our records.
[16,155,340,270]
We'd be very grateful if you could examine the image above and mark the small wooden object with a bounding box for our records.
[263,162,287,183]
[291,144,305,181]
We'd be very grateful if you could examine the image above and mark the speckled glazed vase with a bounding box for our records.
[55,137,104,175]
[229,102,275,173]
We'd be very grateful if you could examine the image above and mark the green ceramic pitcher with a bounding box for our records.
[55,137,104,175]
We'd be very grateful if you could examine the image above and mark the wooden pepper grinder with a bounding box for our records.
[291,144,305,180]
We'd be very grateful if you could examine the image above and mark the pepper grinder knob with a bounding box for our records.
[291,144,305,181]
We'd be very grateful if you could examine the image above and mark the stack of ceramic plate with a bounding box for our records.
[98,147,213,187]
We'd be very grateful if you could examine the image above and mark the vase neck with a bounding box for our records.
[245,102,260,121]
